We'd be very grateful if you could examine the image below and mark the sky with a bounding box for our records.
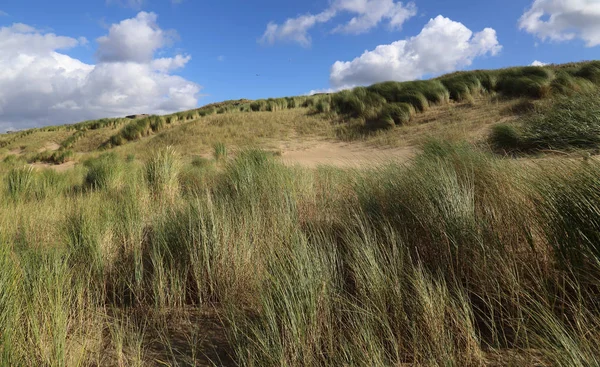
[0,0,599,131]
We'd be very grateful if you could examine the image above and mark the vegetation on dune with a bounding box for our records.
[324,62,600,131]
[574,60,600,84]
[1,142,600,364]
[440,72,486,101]
[490,92,600,152]
[495,66,554,98]
[4,61,600,150]
[29,149,74,165]
[83,152,124,190]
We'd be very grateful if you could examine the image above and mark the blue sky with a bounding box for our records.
[0,0,599,130]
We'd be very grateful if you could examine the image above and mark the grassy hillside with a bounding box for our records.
[2,60,600,166]
[1,61,600,365]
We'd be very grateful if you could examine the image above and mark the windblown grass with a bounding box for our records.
[1,140,600,365]
[490,91,600,152]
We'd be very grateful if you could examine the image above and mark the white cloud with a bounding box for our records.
[151,54,191,72]
[0,13,200,132]
[260,0,416,46]
[260,10,336,47]
[0,23,82,53]
[531,60,548,66]
[0,10,8,16]
[332,0,417,34]
[97,12,176,63]
[307,86,353,95]
[217,55,225,62]
[519,0,600,47]
[329,16,501,88]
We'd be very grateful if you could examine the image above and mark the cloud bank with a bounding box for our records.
[0,12,200,131]
[329,16,502,88]
[520,0,600,47]
[260,0,417,47]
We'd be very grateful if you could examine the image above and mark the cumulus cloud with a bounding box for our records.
[332,0,417,34]
[260,0,416,46]
[260,10,336,47]
[151,54,191,72]
[329,16,501,88]
[97,12,176,63]
[0,13,200,131]
[519,0,600,47]
[531,60,548,66]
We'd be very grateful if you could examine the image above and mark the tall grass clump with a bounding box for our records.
[394,91,429,112]
[105,115,168,147]
[19,252,91,367]
[145,146,181,200]
[84,152,123,190]
[533,161,600,270]
[0,245,22,365]
[365,101,414,130]
[489,124,523,153]
[365,113,395,130]
[6,165,34,201]
[490,92,600,152]
[551,71,595,95]
[439,73,484,102]
[64,205,105,285]
[30,149,74,165]
[216,149,278,202]
[330,90,365,117]
[266,98,289,112]
[575,60,600,84]
[495,66,554,98]
[61,130,86,150]
[227,233,339,366]
[213,142,228,161]
[330,87,385,118]
[400,80,450,105]
[367,82,433,110]
[250,100,268,112]
[149,199,254,308]
[312,99,331,114]
[32,169,71,200]
[383,102,414,125]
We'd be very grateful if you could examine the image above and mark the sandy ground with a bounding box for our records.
[21,139,418,171]
[8,147,23,155]
[279,140,416,168]
[30,161,77,172]
[38,142,61,153]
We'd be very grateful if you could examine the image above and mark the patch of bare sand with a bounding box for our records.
[30,161,76,172]
[8,147,23,155]
[280,140,416,168]
[38,142,61,153]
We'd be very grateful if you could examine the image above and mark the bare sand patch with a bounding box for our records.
[279,140,416,168]
[30,161,76,172]
[38,142,61,153]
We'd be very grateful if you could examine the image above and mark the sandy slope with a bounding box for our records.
[279,140,416,168]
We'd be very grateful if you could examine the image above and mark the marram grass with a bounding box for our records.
[1,142,600,365]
